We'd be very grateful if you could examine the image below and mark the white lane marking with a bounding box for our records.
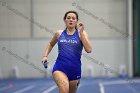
[14,85,34,93]
[42,85,57,93]
[99,82,105,93]
[0,86,9,91]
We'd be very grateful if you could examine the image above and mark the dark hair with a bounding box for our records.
[63,11,79,21]
[63,11,79,30]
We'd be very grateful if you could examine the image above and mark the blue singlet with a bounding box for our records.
[52,29,83,80]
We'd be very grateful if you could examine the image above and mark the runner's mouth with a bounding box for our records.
[69,23,73,25]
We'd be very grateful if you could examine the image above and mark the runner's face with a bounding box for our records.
[64,13,78,29]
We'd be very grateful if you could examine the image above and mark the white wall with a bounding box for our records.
[0,0,132,79]
[32,0,127,38]
[0,38,131,79]
[0,0,31,38]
